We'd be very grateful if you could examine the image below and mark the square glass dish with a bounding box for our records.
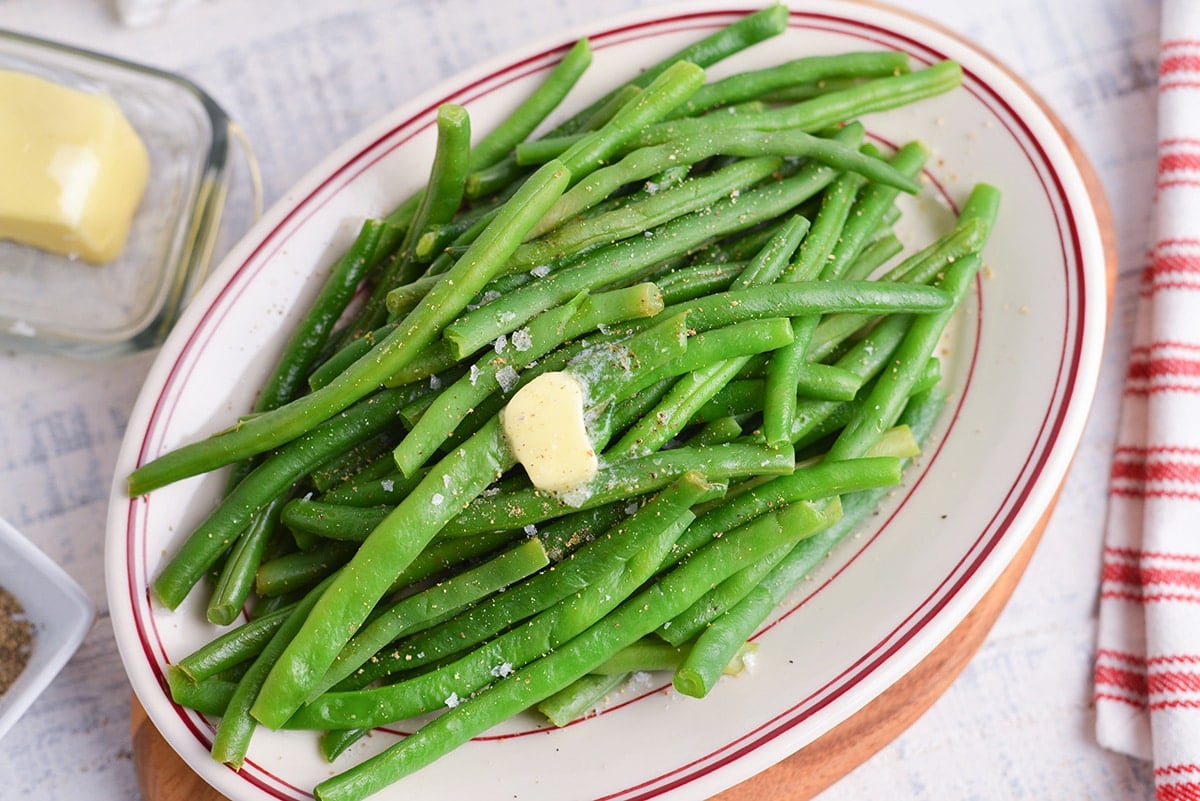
[0,516,94,742]
[0,30,254,358]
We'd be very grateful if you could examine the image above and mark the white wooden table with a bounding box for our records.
[0,0,1157,798]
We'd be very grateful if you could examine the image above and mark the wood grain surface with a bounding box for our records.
[128,3,1118,800]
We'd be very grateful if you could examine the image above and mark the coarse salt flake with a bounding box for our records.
[497,365,520,393]
[510,328,533,352]
[431,493,445,506]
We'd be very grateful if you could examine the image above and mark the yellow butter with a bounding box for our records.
[0,70,150,263]
[500,371,599,497]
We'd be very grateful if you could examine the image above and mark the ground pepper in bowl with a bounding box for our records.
[0,586,32,695]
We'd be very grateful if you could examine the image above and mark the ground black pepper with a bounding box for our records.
[0,586,33,696]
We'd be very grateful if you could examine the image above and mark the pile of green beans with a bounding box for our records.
[131,6,1001,799]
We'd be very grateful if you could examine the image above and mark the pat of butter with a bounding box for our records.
[501,371,599,496]
[0,70,150,263]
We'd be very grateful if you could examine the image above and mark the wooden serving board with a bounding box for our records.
[129,7,1118,801]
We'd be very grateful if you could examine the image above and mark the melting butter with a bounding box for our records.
[500,371,598,496]
[0,70,150,263]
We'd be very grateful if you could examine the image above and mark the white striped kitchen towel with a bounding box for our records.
[1094,2,1200,798]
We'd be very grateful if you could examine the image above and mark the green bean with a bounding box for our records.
[380,344,463,388]
[310,493,817,801]
[842,231,903,282]
[609,358,750,459]
[729,213,811,289]
[510,155,782,268]
[557,60,705,181]
[279,501,390,543]
[260,218,397,437]
[791,362,863,401]
[339,104,473,346]
[691,379,763,424]
[424,192,520,276]
[211,574,336,768]
[955,178,1004,231]
[126,12,1007,791]
[467,2,787,199]
[321,728,369,762]
[617,211,814,451]
[604,319,797,459]
[692,415,744,446]
[128,159,571,496]
[537,637,755,725]
[890,215,991,285]
[442,441,788,538]
[464,83,643,201]
[469,38,593,172]
[590,639,691,675]
[822,142,929,281]
[255,540,357,598]
[672,51,912,117]
[177,602,296,682]
[660,542,794,648]
[308,432,396,493]
[788,314,914,445]
[319,465,426,507]
[391,309,687,484]
[402,103,473,257]
[167,666,235,718]
[651,261,746,305]
[206,494,288,626]
[288,474,713,732]
[762,170,868,445]
[307,324,388,392]
[305,538,550,701]
[627,60,964,149]
[594,377,678,449]
[383,273,440,319]
[152,385,424,612]
[522,124,912,234]
[661,497,839,675]
[536,671,630,727]
[651,280,951,336]
[670,318,796,375]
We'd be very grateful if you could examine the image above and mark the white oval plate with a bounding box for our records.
[106,2,1107,800]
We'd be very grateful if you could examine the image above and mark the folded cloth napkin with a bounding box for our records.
[1094,1,1200,796]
